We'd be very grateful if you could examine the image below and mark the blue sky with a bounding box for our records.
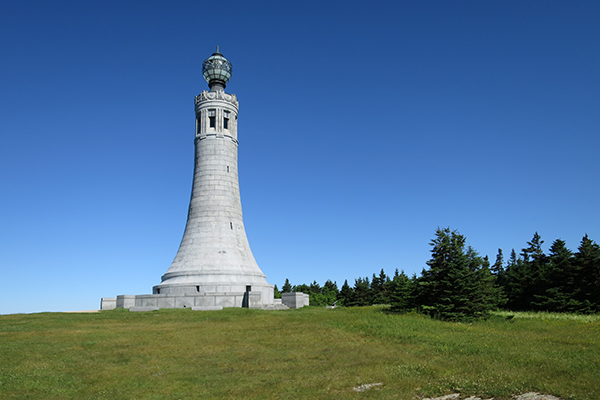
[1,0,599,314]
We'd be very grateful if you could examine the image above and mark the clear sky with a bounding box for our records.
[1,0,599,314]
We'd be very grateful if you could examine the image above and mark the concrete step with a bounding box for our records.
[256,304,290,310]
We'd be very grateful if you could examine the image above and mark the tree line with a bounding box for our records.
[276,228,600,321]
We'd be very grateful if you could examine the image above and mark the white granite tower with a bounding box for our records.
[153,49,274,306]
[101,49,284,310]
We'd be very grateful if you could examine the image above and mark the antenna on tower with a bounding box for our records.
[216,45,219,53]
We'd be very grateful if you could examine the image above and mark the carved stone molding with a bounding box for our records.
[195,90,238,107]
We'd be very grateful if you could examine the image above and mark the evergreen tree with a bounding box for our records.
[416,228,469,320]
[294,283,310,293]
[521,232,549,310]
[371,269,390,304]
[468,248,504,314]
[417,227,498,321]
[321,280,339,306]
[522,232,546,264]
[274,284,282,299]
[389,270,415,311]
[493,249,509,302]
[282,278,292,293]
[383,269,400,307]
[309,281,321,295]
[305,280,339,306]
[574,234,600,313]
[348,277,371,307]
[491,249,504,276]
[323,279,339,293]
[531,239,575,311]
[501,233,549,311]
[337,279,353,306]
[304,281,322,306]
[501,249,530,310]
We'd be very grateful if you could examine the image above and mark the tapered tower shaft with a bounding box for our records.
[153,51,273,303]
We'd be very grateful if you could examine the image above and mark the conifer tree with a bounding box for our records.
[417,227,499,321]
[304,281,324,306]
[574,234,600,313]
[491,249,504,276]
[417,228,468,320]
[389,270,415,311]
[521,232,548,310]
[468,248,504,314]
[274,284,282,299]
[522,232,546,264]
[371,269,389,304]
[309,281,321,295]
[384,269,402,307]
[348,277,371,307]
[532,239,575,312]
[294,283,310,294]
[282,278,292,293]
[337,279,353,306]
[322,280,339,306]
[501,249,529,310]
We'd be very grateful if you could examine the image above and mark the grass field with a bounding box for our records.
[1,306,599,399]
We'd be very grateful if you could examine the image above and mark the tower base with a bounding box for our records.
[100,288,308,311]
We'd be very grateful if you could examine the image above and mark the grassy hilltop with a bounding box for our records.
[1,307,599,400]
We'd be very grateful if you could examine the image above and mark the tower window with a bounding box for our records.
[223,110,230,130]
[230,222,233,230]
[208,109,216,128]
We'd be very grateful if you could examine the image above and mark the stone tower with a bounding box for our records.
[101,49,283,310]
[152,49,274,306]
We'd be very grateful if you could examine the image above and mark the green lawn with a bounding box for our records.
[1,307,598,399]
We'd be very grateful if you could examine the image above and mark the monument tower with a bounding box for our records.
[151,48,274,306]
[101,48,290,310]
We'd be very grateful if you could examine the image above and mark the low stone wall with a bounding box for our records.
[101,291,309,311]
[281,292,309,309]
[108,291,263,310]
[100,297,116,310]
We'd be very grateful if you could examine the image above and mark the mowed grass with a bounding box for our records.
[0,307,599,400]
